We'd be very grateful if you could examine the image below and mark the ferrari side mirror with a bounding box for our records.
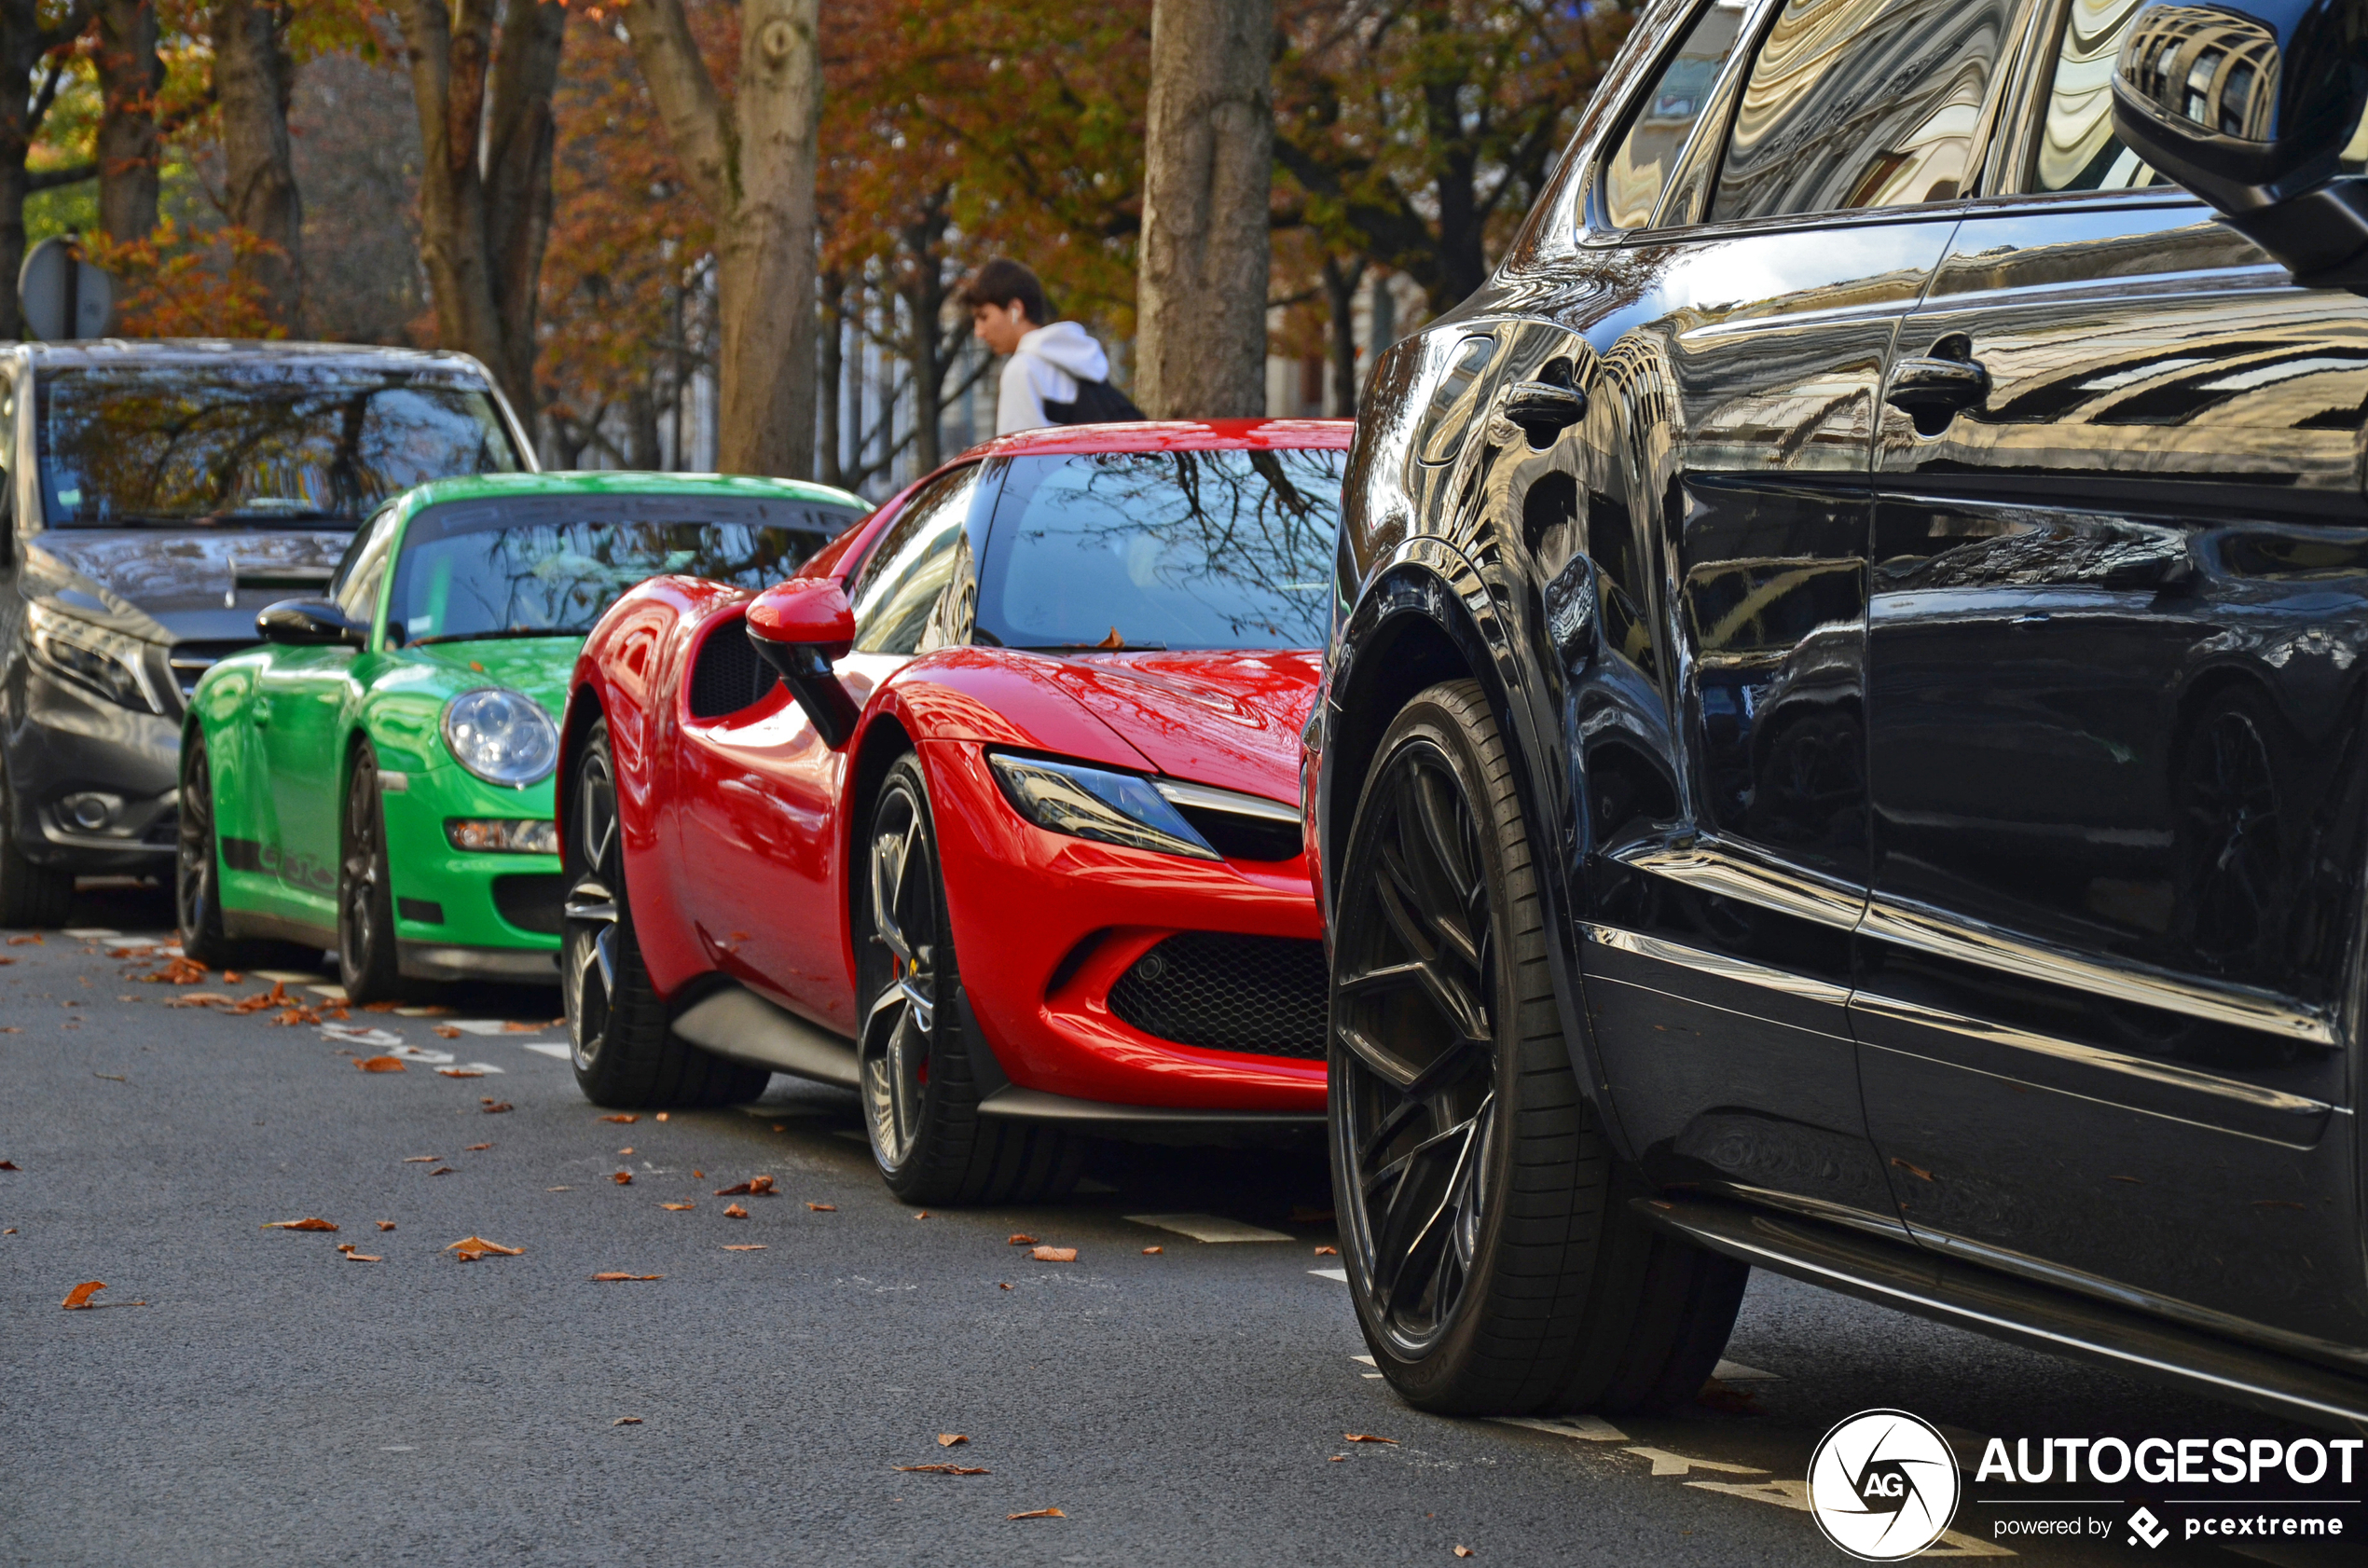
[256,598,366,648]
[745,578,860,748]
[2111,0,2368,287]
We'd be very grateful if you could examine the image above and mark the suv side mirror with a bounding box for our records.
[2113,1,2368,286]
[744,578,860,747]
[257,598,366,648]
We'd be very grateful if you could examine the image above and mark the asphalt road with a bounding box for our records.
[3,884,2356,1567]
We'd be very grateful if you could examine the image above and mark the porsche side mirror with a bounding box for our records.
[745,579,860,748]
[256,598,366,648]
[2111,0,2368,287]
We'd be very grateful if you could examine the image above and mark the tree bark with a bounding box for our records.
[624,0,819,479]
[392,0,563,420]
[1321,253,1360,418]
[818,269,844,488]
[214,0,301,328]
[1136,0,1273,420]
[95,0,159,244]
[0,4,93,341]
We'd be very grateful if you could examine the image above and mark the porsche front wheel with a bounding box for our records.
[175,732,243,968]
[563,718,767,1108]
[1329,680,1746,1416]
[857,754,1082,1206]
[337,742,404,1003]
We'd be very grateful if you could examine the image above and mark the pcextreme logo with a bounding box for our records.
[1806,1409,1963,1561]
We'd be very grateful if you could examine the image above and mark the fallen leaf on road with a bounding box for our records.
[263,1217,338,1231]
[403,1156,440,1162]
[1455,1547,1475,1558]
[436,1068,484,1078]
[355,1055,406,1072]
[1342,1434,1396,1445]
[1008,1234,1039,1245]
[337,1243,355,1252]
[376,1221,395,1231]
[1029,1246,1077,1262]
[618,1147,634,1155]
[713,1175,776,1195]
[0,1026,19,1033]
[61,1281,105,1309]
[772,1123,785,1132]
[433,1026,463,1039]
[1328,1455,1346,1463]
[360,1000,400,1012]
[502,1021,541,1032]
[1314,1245,1339,1256]
[547,1187,571,1191]
[599,1114,637,1124]
[654,1112,668,1121]
[937,1434,969,1448]
[464,1143,490,1151]
[445,1236,521,1261]
[1141,1246,1163,1255]
[998,1282,1012,1289]
[613,1416,641,1425]
[590,1272,663,1282]
[1007,1508,1064,1520]
[894,1464,989,1475]
[723,1204,749,1218]
[220,969,239,981]
[428,1167,453,1176]
[93,1072,125,1081]
[612,1171,632,1186]
[1890,1157,1934,1182]
[271,1006,323,1026]
[481,1102,512,1113]
[660,1203,695,1212]
[915,1211,929,1219]
[0,1160,16,1170]
[722,1244,765,1251]
[7,933,43,944]
[164,993,238,1008]
[344,1253,383,1263]
[805,1202,834,1212]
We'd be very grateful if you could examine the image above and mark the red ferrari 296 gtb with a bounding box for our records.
[559,420,1350,1203]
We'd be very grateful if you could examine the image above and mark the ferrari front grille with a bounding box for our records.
[1107,932,1328,1060]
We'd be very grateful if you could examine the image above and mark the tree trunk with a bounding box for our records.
[392,0,563,420]
[0,3,92,341]
[214,0,301,329]
[95,0,159,244]
[898,195,954,475]
[1136,0,1273,420]
[818,269,844,488]
[626,383,662,470]
[1322,254,1360,419]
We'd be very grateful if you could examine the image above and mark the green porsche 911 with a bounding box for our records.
[174,471,870,998]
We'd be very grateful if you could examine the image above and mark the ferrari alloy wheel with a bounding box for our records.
[174,732,241,966]
[563,718,767,1108]
[337,742,404,1003]
[856,754,1083,1205]
[0,751,75,928]
[1329,681,1745,1416]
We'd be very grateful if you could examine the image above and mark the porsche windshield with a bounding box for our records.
[976,447,1343,651]
[390,494,868,645]
[35,362,525,528]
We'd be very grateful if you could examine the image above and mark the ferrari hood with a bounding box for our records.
[1044,651,1320,806]
[27,528,352,643]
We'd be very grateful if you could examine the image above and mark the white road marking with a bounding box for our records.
[1309,1268,1348,1282]
[254,970,326,983]
[62,928,119,939]
[1625,1446,1765,1479]
[1711,1358,1780,1382]
[1351,1355,1376,1367]
[1491,1415,1629,1443]
[307,983,350,1001]
[521,1043,571,1060]
[393,1007,450,1017]
[447,1020,516,1036]
[320,1026,411,1050]
[1125,1213,1291,1243]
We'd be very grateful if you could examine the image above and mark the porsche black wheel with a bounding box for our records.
[856,753,1082,1206]
[174,732,244,967]
[563,718,767,1108]
[1330,680,1746,1416]
[337,742,404,1003]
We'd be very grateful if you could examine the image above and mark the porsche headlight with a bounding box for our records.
[27,601,163,715]
[441,688,559,787]
[986,752,1218,860]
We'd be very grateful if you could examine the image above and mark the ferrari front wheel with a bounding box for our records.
[1329,680,1746,1416]
[563,718,766,1108]
[857,753,1082,1206]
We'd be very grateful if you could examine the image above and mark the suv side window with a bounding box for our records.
[849,464,985,655]
[1603,1,1754,228]
[2030,0,2167,192]
[1708,0,2017,223]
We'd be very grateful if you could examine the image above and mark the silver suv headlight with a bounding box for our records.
[26,601,163,715]
[441,688,559,787]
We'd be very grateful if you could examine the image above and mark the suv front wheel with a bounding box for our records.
[1329,680,1747,1415]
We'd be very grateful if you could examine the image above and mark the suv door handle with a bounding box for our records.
[1885,356,1990,430]
[1503,379,1588,439]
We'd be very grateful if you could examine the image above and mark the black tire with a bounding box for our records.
[855,753,1083,1205]
[175,731,244,967]
[563,718,768,1108]
[0,752,75,928]
[337,741,405,1003]
[1329,680,1747,1416]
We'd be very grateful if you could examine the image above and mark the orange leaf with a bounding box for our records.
[589,1272,663,1282]
[805,1202,835,1212]
[445,1236,522,1261]
[61,1280,106,1310]
[0,1160,18,1170]
[915,1211,930,1218]
[7,932,45,944]
[376,1220,396,1231]
[436,1068,483,1078]
[262,1217,338,1231]
[464,1144,491,1152]
[1029,1246,1077,1262]
[428,1167,454,1176]
[618,1148,634,1155]
[344,1253,383,1263]
[502,1021,541,1033]
[1008,1233,1039,1245]
[433,1025,463,1039]
[1342,1433,1397,1444]
[482,1101,513,1113]
[403,1156,439,1162]
[361,999,402,1013]
[937,1434,969,1448]
[722,1244,766,1251]
[1454,1548,1475,1559]
[613,1416,641,1425]
[355,1055,406,1073]
[1314,1245,1339,1256]
[998,1282,1012,1289]
[894,1464,989,1475]
[164,992,239,1008]
[712,1175,776,1196]
[1007,1507,1065,1520]
[723,1204,749,1218]
[599,1114,638,1123]
[612,1171,632,1185]
[1141,1246,1163,1255]
[660,1203,695,1211]
[654,1112,668,1121]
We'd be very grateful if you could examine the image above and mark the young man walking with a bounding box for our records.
[962,259,1144,434]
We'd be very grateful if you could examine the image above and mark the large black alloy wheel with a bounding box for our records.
[1329,680,1748,1416]
[174,732,240,966]
[0,751,75,928]
[562,718,767,1108]
[337,743,404,1003]
[855,753,1082,1205]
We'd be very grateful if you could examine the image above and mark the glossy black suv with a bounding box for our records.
[1313,0,2368,1430]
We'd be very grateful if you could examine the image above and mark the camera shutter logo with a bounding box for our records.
[1806,1409,1962,1561]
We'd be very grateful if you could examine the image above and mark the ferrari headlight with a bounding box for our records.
[27,601,163,715]
[986,751,1218,860]
[441,688,558,787]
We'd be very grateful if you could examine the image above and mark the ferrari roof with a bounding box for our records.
[959,418,1356,461]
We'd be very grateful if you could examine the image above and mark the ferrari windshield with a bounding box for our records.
[35,362,526,528]
[389,493,868,645]
[975,447,1342,651]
